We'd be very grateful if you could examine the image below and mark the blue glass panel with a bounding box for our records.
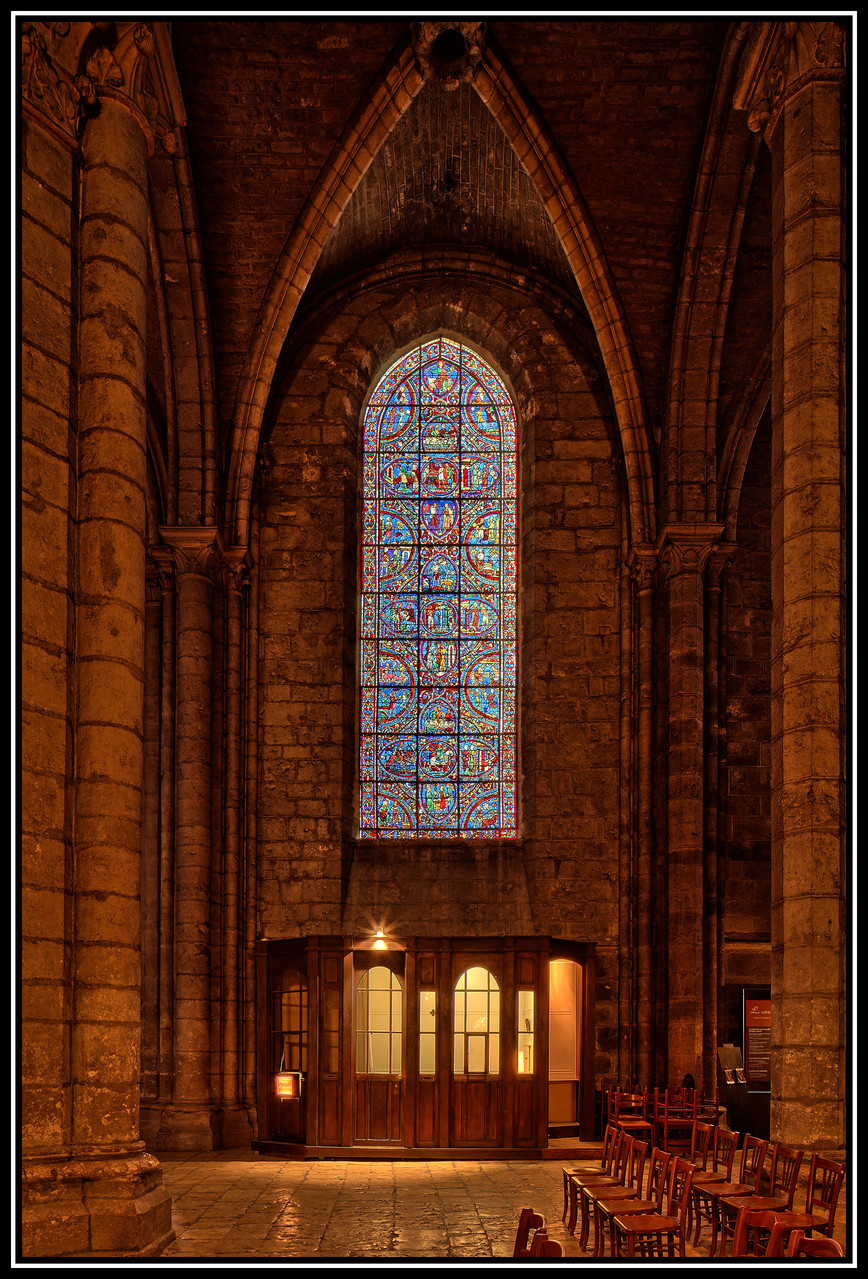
[360,341,517,838]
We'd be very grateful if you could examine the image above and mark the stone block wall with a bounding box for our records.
[254,273,625,1079]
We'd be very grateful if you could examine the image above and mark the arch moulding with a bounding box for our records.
[224,29,656,551]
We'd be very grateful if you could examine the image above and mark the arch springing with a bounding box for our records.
[359,337,517,838]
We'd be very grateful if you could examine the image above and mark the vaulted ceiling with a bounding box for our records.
[170,18,747,441]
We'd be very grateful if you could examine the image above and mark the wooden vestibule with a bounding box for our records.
[254,934,596,1158]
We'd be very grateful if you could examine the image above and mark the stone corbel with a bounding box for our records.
[733,20,846,139]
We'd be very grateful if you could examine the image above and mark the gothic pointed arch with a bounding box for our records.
[225,26,656,550]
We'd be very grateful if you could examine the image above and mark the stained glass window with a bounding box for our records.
[359,337,517,839]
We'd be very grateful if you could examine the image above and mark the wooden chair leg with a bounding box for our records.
[567,1176,579,1235]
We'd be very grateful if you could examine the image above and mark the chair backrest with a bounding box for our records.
[731,1206,789,1259]
[513,1208,546,1257]
[786,1230,845,1258]
[688,1120,714,1169]
[529,1230,566,1258]
[612,1130,632,1184]
[804,1154,846,1229]
[612,1090,647,1121]
[709,1125,739,1176]
[736,1134,769,1189]
[598,1123,617,1171]
[766,1142,804,1208]
[650,1148,672,1210]
[626,1139,649,1192]
[666,1158,696,1222]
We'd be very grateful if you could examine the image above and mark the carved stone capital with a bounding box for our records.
[147,544,176,594]
[704,542,738,592]
[733,20,846,139]
[656,523,726,582]
[22,19,185,155]
[410,21,486,90]
[222,548,254,595]
[21,22,87,147]
[158,526,223,582]
[627,544,657,593]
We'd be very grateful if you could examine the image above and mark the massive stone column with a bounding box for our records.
[54,39,172,1257]
[736,20,847,1154]
[155,527,222,1150]
[658,523,724,1090]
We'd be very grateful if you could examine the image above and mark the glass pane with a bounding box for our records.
[454,1032,464,1075]
[369,1032,390,1074]
[489,1033,500,1073]
[392,1032,402,1074]
[466,965,491,990]
[359,339,518,839]
[518,989,534,1033]
[467,1034,486,1073]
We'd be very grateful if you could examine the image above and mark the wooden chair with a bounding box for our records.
[578,1139,648,1255]
[785,1230,845,1259]
[528,1229,566,1257]
[684,1119,715,1172]
[569,1130,632,1246]
[717,1141,804,1255]
[760,1154,846,1246]
[591,1146,670,1258]
[610,1156,696,1258]
[730,1205,790,1259]
[657,1087,698,1155]
[561,1123,615,1221]
[697,1133,769,1257]
[566,1127,628,1236]
[611,1088,653,1140]
[513,1208,546,1257]
[688,1125,739,1243]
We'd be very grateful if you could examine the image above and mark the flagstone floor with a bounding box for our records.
[151,1146,849,1266]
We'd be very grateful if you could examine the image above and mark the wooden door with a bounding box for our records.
[353,963,404,1144]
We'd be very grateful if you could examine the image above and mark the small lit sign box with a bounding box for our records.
[275,1071,302,1099]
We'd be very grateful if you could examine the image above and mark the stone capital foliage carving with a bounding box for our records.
[705,542,738,591]
[222,548,254,594]
[733,20,846,139]
[21,19,185,154]
[627,544,657,592]
[158,526,223,582]
[21,22,86,146]
[656,523,726,582]
[147,545,176,594]
[410,20,486,90]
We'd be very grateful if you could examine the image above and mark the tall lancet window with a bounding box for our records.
[359,337,517,839]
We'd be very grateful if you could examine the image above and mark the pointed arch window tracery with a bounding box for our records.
[359,337,517,838]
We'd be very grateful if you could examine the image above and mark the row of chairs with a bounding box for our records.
[512,1208,565,1258]
[605,1085,713,1155]
[563,1120,845,1259]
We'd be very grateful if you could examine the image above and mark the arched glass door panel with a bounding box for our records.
[355,965,403,1074]
[354,964,404,1144]
[453,965,500,1075]
[359,337,518,838]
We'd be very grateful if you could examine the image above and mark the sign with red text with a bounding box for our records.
[743,993,771,1084]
